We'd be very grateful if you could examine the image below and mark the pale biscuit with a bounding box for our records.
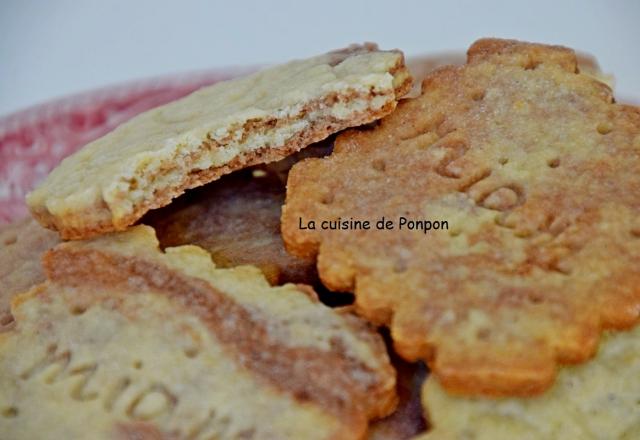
[281,39,640,396]
[420,325,640,439]
[0,225,397,439]
[27,45,412,239]
[0,218,59,328]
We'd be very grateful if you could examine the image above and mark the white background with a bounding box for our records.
[1,0,638,117]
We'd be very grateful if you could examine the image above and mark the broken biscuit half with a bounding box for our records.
[27,44,411,239]
[0,225,397,439]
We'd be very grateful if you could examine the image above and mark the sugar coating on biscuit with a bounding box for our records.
[27,45,412,239]
[420,325,640,440]
[281,38,640,396]
[0,225,397,439]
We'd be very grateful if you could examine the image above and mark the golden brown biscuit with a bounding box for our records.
[144,142,332,286]
[405,50,612,97]
[419,325,640,439]
[406,52,465,97]
[0,218,59,328]
[0,225,397,439]
[27,45,412,240]
[281,39,640,396]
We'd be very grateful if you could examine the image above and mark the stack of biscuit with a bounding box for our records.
[1,39,639,440]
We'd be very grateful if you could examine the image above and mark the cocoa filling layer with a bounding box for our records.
[42,247,388,424]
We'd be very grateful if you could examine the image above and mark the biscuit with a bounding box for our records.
[0,218,59,328]
[144,141,332,286]
[27,45,412,240]
[405,50,612,97]
[0,225,397,439]
[420,325,640,439]
[281,39,640,395]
